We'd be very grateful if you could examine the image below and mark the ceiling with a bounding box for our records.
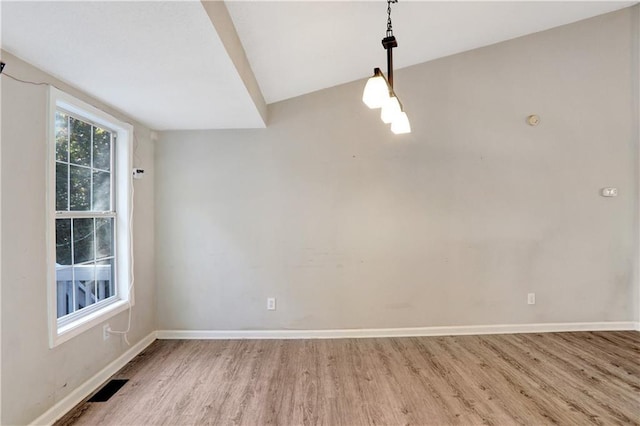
[1,1,266,129]
[1,1,635,130]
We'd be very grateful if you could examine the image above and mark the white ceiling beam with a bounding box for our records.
[201,1,268,125]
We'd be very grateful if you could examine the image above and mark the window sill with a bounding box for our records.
[50,299,130,348]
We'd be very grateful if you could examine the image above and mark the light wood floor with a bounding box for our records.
[57,331,640,425]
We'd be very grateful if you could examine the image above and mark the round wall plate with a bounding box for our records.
[527,115,540,126]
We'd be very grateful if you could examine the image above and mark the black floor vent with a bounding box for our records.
[88,379,129,402]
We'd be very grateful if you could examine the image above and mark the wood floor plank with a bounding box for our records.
[441,336,529,425]
[490,334,616,424]
[515,333,640,418]
[456,335,567,424]
[410,337,488,424]
[547,333,640,394]
[493,333,633,425]
[55,331,640,426]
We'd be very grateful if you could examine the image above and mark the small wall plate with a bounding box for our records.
[527,115,540,126]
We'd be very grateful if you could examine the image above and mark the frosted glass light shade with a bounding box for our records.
[362,75,389,109]
[391,111,411,134]
[381,96,401,124]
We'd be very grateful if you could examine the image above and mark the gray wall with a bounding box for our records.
[1,52,156,425]
[157,8,638,331]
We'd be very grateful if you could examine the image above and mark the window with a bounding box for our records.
[47,87,133,347]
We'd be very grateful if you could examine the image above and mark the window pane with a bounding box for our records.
[70,117,91,166]
[96,259,115,301]
[55,112,68,162]
[56,219,72,265]
[56,266,74,318]
[92,171,111,211]
[93,127,111,171]
[56,162,69,211]
[51,92,127,328]
[96,218,113,260]
[69,165,91,211]
[73,218,94,264]
[74,263,96,311]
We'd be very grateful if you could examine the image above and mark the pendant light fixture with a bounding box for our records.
[362,0,410,135]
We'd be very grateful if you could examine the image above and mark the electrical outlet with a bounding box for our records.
[103,324,111,341]
[527,293,536,305]
[267,297,276,311]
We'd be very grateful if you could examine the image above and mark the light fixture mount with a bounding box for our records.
[382,36,397,49]
[362,0,410,135]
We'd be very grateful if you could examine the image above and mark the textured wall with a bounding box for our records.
[156,8,638,331]
[1,52,156,425]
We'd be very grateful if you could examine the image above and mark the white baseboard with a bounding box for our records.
[634,322,640,331]
[30,331,157,426]
[156,321,637,340]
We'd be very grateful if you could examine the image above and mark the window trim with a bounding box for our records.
[47,87,134,348]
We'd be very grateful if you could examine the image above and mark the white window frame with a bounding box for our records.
[47,87,134,348]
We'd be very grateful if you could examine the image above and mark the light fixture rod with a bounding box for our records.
[382,35,397,89]
[387,45,393,88]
